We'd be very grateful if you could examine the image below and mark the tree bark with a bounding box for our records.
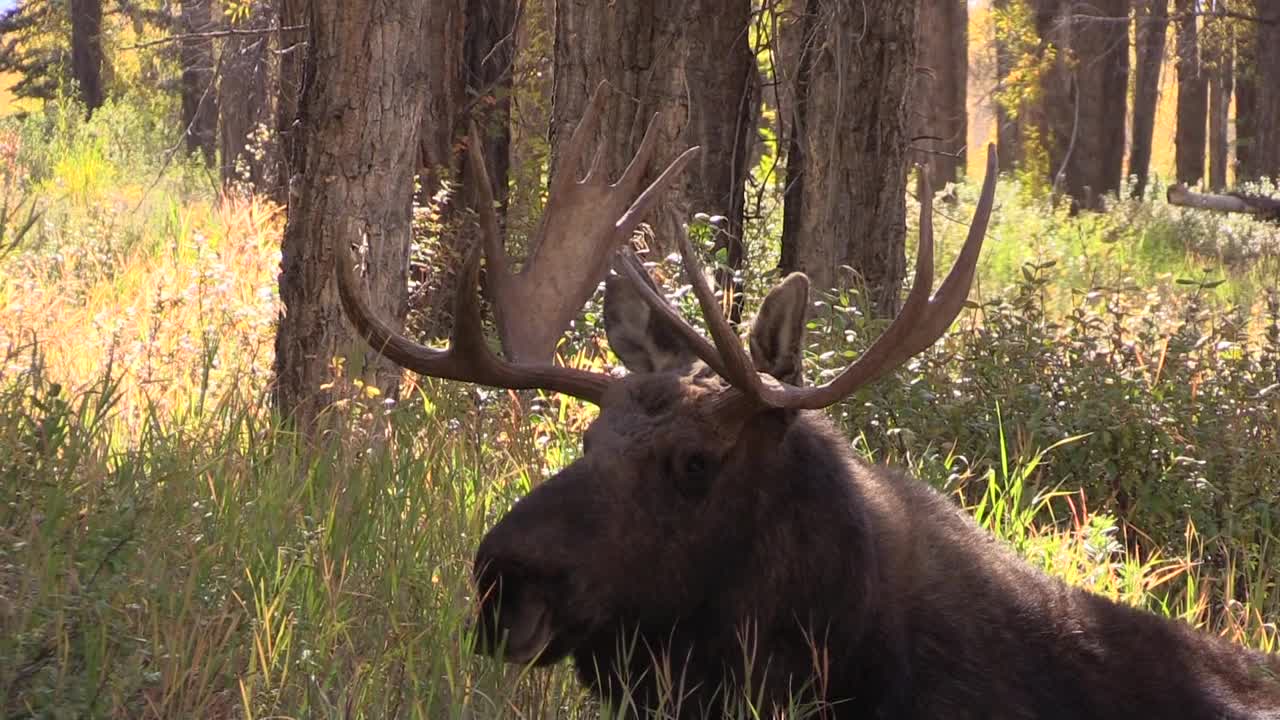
[1129,0,1168,197]
[272,0,428,430]
[992,0,1024,172]
[219,0,276,193]
[462,0,516,214]
[678,0,757,322]
[179,0,219,166]
[69,0,104,114]
[913,0,968,183]
[1206,7,1232,192]
[1247,3,1280,181]
[1036,0,1129,210]
[550,0,756,308]
[275,0,307,202]
[420,1,464,203]
[1234,9,1258,183]
[1174,0,1206,185]
[780,0,918,315]
[410,0,507,339]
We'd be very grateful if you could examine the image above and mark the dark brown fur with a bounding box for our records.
[474,276,1280,719]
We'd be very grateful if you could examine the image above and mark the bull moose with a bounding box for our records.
[333,92,1280,718]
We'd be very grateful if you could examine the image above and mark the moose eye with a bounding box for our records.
[673,451,715,499]
[684,454,706,475]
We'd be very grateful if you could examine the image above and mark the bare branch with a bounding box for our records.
[122,24,306,51]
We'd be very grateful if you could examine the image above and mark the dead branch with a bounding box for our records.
[1167,184,1280,223]
[123,24,306,52]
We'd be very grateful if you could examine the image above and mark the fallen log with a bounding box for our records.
[1166,184,1280,223]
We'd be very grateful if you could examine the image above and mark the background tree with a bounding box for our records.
[410,0,513,337]
[461,0,516,216]
[218,0,277,193]
[913,0,968,183]
[991,0,1026,171]
[780,0,919,315]
[1035,0,1129,210]
[419,0,463,205]
[0,0,105,111]
[1205,6,1232,191]
[1174,0,1207,185]
[275,0,307,199]
[1237,2,1280,181]
[272,0,429,429]
[70,0,104,113]
[179,0,217,165]
[550,0,756,283]
[1129,0,1168,197]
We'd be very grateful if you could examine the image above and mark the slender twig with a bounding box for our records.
[122,24,306,51]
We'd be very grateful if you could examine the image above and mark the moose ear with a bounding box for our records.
[604,261,699,374]
[749,273,809,385]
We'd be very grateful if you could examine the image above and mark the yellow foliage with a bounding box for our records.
[0,192,284,434]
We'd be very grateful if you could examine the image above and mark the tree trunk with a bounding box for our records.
[430,0,517,219]
[771,1,806,172]
[410,0,505,339]
[1234,11,1258,183]
[276,0,307,202]
[913,0,968,183]
[219,0,276,193]
[1129,0,1167,197]
[550,0,756,297]
[1174,0,1206,185]
[677,0,757,322]
[69,0,104,114]
[1247,3,1280,181]
[179,0,218,166]
[1036,0,1129,210]
[1206,7,1232,192]
[272,0,428,430]
[420,1,464,203]
[780,0,918,316]
[462,0,516,214]
[992,0,1024,172]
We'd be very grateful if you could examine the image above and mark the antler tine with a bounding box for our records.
[615,249,729,378]
[334,239,613,404]
[747,143,999,410]
[551,81,610,193]
[616,146,700,233]
[672,226,768,395]
[466,120,508,279]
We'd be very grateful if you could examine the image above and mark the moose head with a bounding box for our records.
[335,94,1280,718]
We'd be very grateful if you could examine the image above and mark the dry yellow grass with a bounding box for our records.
[0,193,284,432]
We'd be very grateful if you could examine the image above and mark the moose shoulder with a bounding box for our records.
[334,106,1280,715]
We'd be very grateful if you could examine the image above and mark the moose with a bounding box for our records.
[334,91,1280,718]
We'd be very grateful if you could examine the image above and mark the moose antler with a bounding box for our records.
[336,241,613,403]
[628,144,1000,412]
[335,82,698,403]
[470,81,699,364]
